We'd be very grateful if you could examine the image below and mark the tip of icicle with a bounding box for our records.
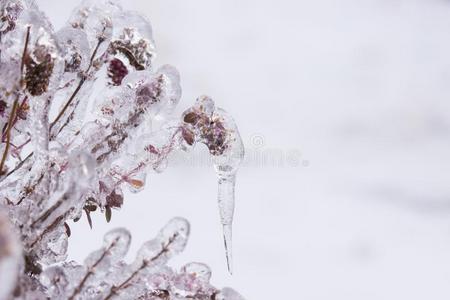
[227,260,233,275]
[223,224,233,275]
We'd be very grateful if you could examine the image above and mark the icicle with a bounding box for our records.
[217,174,236,274]
[181,97,244,274]
[211,108,244,275]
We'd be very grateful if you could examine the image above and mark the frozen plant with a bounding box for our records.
[0,0,245,299]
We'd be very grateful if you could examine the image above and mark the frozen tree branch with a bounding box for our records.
[0,0,245,298]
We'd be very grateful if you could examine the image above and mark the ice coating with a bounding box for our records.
[66,228,131,299]
[218,176,236,274]
[132,217,190,269]
[39,220,218,299]
[181,96,244,274]
[212,109,244,274]
[0,0,245,298]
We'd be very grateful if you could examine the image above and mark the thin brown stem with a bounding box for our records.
[16,171,44,205]
[20,26,31,80]
[49,35,104,134]
[103,234,177,300]
[28,208,73,248]
[49,78,84,134]
[0,97,19,175]
[2,96,28,142]
[30,194,64,227]
[4,152,32,178]
[68,239,118,300]
[3,33,105,180]
[0,27,31,175]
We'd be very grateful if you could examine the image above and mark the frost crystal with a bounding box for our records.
[0,0,244,298]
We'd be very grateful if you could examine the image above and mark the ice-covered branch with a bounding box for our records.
[0,0,245,298]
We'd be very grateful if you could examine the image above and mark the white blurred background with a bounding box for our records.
[38,0,450,299]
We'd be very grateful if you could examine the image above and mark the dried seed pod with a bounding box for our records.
[25,54,55,96]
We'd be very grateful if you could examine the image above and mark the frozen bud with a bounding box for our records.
[105,188,123,208]
[180,262,212,282]
[181,97,236,157]
[211,109,244,175]
[24,31,58,96]
[135,65,181,116]
[135,78,162,106]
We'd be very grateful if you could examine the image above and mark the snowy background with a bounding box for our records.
[38,0,450,299]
